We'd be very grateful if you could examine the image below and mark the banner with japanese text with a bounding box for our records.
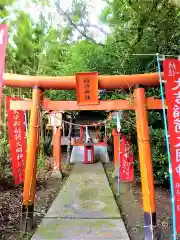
[0,25,8,121]
[6,96,26,185]
[164,59,180,233]
[119,135,134,182]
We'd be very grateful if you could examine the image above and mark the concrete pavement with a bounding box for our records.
[32,162,129,239]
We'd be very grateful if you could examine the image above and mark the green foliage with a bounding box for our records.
[150,127,168,184]
[45,90,76,101]
[0,132,11,181]
[0,0,15,19]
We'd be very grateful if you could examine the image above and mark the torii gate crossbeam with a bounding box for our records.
[4,72,164,240]
[3,72,161,89]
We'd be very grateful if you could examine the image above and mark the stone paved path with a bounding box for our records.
[32,162,130,239]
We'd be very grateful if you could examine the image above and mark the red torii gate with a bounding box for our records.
[4,72,165,239]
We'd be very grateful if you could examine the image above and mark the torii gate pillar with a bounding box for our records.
[21,86,43,232]
[134,85,156,240]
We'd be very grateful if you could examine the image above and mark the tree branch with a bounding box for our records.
[77,23,109,36]
[54,1,104,45]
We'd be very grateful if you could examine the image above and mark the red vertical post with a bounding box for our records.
[84,144,94,164]
[112,128,120,177]
[53,126,57,168]
[80,126,83,142]
[54,127,62,171]
[53,126,62,178]
[95,127,99,139]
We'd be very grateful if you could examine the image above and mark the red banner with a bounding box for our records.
[119,135,134,182]
[0,25,8,120]
[164,59,180,233]
[6,96,26,185]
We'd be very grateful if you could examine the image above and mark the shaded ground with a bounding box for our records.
[0,160,73,240]
[104,162,180,240]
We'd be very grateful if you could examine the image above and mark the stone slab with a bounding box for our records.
[32,218,129,240]
[45,163,120,218]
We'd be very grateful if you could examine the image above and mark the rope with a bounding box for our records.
[156,53,176,240]
[41,107,110,127]
[63,119,106,127]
